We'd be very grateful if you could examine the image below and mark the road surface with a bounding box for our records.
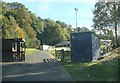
[2,50,73,81]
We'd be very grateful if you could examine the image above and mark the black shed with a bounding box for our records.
[71,32,100,62]
[1,38,26,62]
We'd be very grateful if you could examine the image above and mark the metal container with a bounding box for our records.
[71,32,100,62]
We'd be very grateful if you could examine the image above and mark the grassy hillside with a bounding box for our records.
[62,47,119,81]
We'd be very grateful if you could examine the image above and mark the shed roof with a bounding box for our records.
[71,32,99,38]
[55,41,70,47]
[1,38,25,42]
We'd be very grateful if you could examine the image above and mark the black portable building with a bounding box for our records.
[1,38,26,62]
[71,32,100,62]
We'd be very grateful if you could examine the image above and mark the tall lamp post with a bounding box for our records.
[75,8,78,29]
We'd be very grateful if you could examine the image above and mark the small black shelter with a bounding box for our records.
[71,32,100,62]
[2,38,26,62]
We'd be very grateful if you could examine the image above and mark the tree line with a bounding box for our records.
[1,1,119,48]
[92,1,120,47]
[1,2,74,48]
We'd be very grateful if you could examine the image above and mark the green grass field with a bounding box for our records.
[62,61,118,81]
[26,48,39,56]
[62,48,119,81]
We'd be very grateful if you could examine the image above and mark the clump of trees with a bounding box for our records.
[1,1,72,47]
[92,1,120,47]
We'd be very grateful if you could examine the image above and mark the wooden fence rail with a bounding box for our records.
[55,50,71,61]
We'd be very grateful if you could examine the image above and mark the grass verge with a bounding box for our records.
[26,48,38,56]
[62,48,119,81]
[62,61,118,81]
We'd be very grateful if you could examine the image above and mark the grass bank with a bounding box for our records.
[26,48,39,56]
[62,61,118,81]
[62,48,119,81]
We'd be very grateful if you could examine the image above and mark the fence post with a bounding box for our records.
[61,49,64,61]
[55,49,57,58]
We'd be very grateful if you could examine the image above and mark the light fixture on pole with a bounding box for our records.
[75,8,78,29]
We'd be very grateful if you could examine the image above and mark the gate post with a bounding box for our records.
[61,49,64,61]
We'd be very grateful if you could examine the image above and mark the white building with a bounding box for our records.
[40,45,49,51]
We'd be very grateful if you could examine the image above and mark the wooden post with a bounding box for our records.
[55,49,57,58]
[61,49,64,61]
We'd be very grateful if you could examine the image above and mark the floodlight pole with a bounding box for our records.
[75,8,78,29]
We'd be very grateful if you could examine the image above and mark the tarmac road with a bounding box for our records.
[2,50,73,81]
